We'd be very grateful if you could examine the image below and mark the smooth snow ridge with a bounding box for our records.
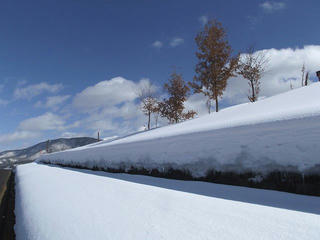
[38,84,320,175]
[15,163,320,240]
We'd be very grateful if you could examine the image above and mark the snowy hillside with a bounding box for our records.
[15,163,320,240]
[39,84,320,176]
[0,137,98,168]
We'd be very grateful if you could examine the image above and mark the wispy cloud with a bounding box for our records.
[198,15,208,26]
[14,82,63,100]
[17,79,27,87]
[0,98,9,106]
[152,41,163,49]
[61,131,86,138]
[35,95,71,110]
[170,37,184,47]
[0,130,40,143]
[247,16,260,29]
[18,112,66,131]
[260,1,286,12]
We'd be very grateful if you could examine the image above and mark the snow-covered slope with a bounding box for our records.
[39,84,320,175]
[15,163,320,240]
[0,137,98,168]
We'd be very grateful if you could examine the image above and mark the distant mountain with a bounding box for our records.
[0,137,99,168]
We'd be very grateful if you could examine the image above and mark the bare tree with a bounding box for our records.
[238,46,268,102]
[190,19,239,113]
[137,82,158,130]
[300,64,310,87]
[152,103,160,128]
[159,72,197,124]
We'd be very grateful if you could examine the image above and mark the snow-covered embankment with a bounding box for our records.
[38,84,320,177]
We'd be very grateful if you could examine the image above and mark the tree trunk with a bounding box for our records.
[251,81,255,102]
[215,96,219,112]
[304,72,309,86]
[148,112,151,130]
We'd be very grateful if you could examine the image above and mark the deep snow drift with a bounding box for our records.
[38,83,320,176]
[15,163,320,240]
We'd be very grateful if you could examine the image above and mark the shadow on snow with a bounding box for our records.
[43,163,320,215]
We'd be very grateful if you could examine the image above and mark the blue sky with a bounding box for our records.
[1,0,320,150]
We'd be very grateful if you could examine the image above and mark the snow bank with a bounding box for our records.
[38,84,320,175]
[15,163,320,240]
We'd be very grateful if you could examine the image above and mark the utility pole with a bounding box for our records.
[301,64,305,86]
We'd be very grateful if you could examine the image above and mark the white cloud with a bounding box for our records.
[2,78,161,149]
[18,112,66,131]
[73,77,150,112]
[71,77,158,135]
[80,100,144,133]
[0,131,40,143]
[35,95,70,110]
[45,95,70,108]
[86,119,118,131]
[72,78,161,135]
[198,15,208,26]
[185,93,208,116]
[152,41,163,48]
[170,37,184,47]
[223,45,320,104]
[61,131,86,138]
[260,1,286,12]
[14,82,63,100]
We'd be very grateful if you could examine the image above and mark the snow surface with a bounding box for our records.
[15,163,320,240]
[39,84,320,175]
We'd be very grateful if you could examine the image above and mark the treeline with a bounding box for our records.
[139,19,268,130]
